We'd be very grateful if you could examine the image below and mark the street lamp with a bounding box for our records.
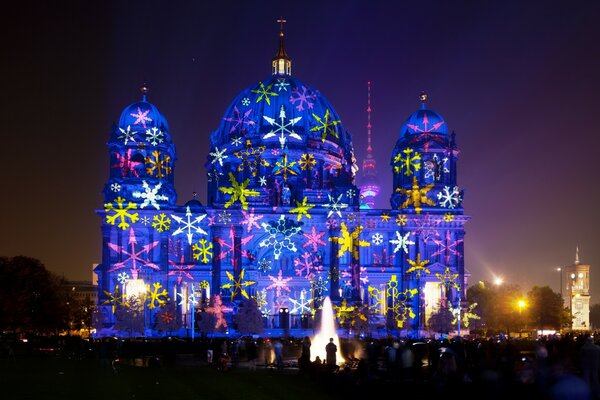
[517,299,526,337]
[493,277,504,286]
[555,267,563,305]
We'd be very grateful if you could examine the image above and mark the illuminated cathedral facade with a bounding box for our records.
[95,28,469,337]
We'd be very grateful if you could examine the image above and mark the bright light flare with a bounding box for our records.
[311,296,344,364]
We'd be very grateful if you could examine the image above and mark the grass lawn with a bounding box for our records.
[0,356,341,400]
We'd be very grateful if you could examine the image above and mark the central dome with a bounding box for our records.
[210,75,354,159]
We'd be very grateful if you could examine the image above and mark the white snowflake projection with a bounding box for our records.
[289,85,316,111]
[218,210,232,223]
[293,252,323,279]
[346,188,356,200]
[290,197,314,221]
[240,208,264,233]
[389,231,415,254]
[324,194,349,218]
[234,141,269,177]
[274,78,290,92]
[393,148,421,176]
[290,289,312,314]
[257,258,272,273]
[209,147,228,167]
[310,109,340,142]
[107,228,160,278]
[132,181,169,210]
[192,238,213,264]
[214,225,254,269]
[118,125,137,144]
[145,150,172,179]
[372,248,395,272]
[171,206,207,245]
[258,215,303,260]
[431,230,464,264]
[145,127,164,146]
[105,197,139,230]
[112,149,143,178]
[313,275,328,302]
[207,169,224,184]
[262,105,303,148]
[223,105,256,134]
[146,282,169,309]
[259,176,267,186]
[168,254,195,285]
[110,183,121,192]
[346,213,357,223]
[251,81,278,105]
[241,97,250,106]
[130,106,153,129]
[412,214,442,243]
[371,233,384,245]
[140,216,151,226]
[219,172,260,209]
[231,136,243,147]
[437,186,462,209]
[221,269,256,300]
[152,213,171,232]
[266,269,292,297]
[424,154,449,181]
[302,226,326,252]
[117,272,130,285]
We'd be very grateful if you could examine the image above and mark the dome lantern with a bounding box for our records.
[272,17,291,76]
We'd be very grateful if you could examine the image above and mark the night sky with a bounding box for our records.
[3,1,599,300]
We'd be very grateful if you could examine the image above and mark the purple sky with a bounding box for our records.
[3,1,599,300]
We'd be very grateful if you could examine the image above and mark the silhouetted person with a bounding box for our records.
[580,336,600,398]
[326,338,337,369]
[300,336,311,371]
[273,339,284,371]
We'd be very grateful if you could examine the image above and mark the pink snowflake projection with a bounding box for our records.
[365,218,377,229]
[206,295,232,330]
[112,149,143,178]
[240,208,264,233]
[293,252,323,279]
[431,230,464,265]
[107,228,159,278]
[258,215,303,260]
[372,247,396,272]
[274,297,289,311]
[302,226,326,252]
[412,213,442,243]
[325,218,339,230]
[266,269,293,297]
[289,85,316,111]
[215,225,254,270]
[167,253,195,285]
[341,264,369,287]
[223,105,256,134]
[406,112,446,152]
[130,107,153,129]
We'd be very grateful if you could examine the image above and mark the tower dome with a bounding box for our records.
[400,93,448,137]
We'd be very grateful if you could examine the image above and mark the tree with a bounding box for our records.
[232,298,264,335]
[154,302,181,334]
[113,296,145,337]
[0,256,69,334]
[527,286,571,331]
[590,304,600,330]
[466,280,524,336]
[428,307,454,335]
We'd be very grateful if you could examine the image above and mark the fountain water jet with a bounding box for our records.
[311,296,344,364]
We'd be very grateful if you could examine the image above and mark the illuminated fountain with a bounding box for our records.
[311,296,344,364]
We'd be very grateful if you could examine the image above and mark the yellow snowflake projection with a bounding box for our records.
[146,282,169,309]
[443,212,455,222]
[387,275,418,328]
[253,289,268,309]
[329,222,370,258]
[393,148,421,176]
[218,172,260,210]
[396,176,436,214]
[251,81,278,105]
[192,238,213,264]
[105,196,139,230]
[221,269,256,300]
[298,153,316,170]
[290,197,315,221]
[103,285,128,313]
[145,150,171,179]
[452,303,480,328]
[234,140,269,177]
[395,214,408,226]
[310,109,341,142]
[152,213,171,232]
[272,153,300,182]
[406,254,431,278]
[380,213,391,222]
[199,280,210,289]
[333,298,356,324]
[367,285,385,312]
[435,267,460,291]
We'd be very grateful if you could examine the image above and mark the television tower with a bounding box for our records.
[359,81,380,208]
